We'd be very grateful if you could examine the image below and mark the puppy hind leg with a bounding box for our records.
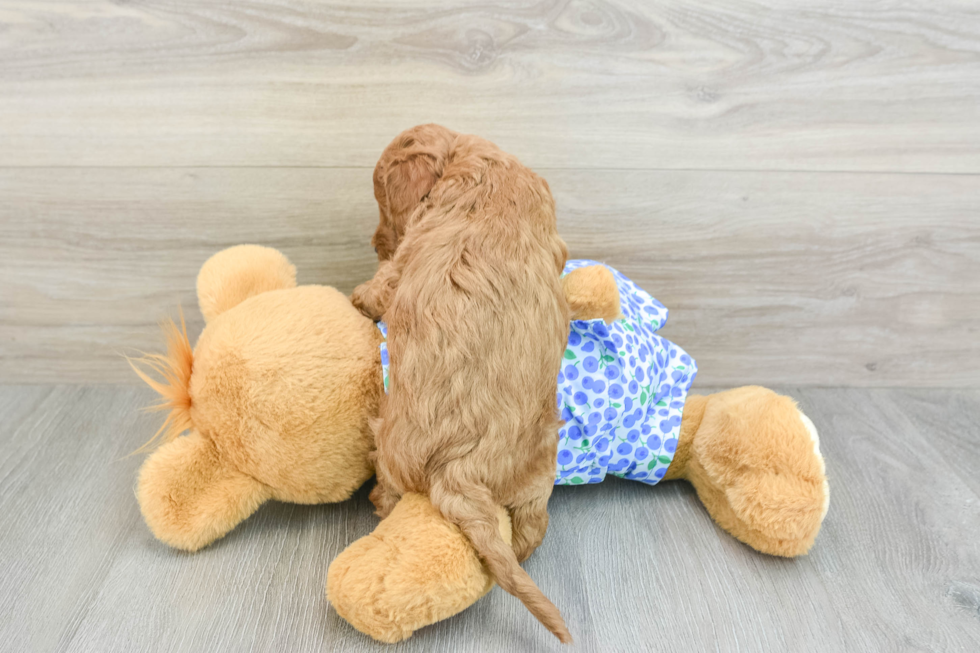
[509,493,551,563]
[369,469,402,519]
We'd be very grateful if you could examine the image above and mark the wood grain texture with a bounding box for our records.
[1,0,978,385]
[2,167,977,385]
[1,0,980,171]
[1,386,979,652]
[2,2,977,649]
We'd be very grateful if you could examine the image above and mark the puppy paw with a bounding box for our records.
[368,479,399,519]
[350,281,384,321]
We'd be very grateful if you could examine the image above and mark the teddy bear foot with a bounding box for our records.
[327,493,511,642]
[682,387,830,557]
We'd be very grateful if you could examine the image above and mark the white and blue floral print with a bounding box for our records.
[377,321,390,393]
[554,260,697,486]
[376,260,697,488]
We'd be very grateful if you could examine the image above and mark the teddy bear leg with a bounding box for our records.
[137,430,273,551]
[678,387,829,557]
[327,493,511,643]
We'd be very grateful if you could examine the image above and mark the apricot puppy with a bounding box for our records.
[351,124,572,642]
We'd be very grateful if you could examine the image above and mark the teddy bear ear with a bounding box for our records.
[137,429,272,551]
[196,245,297,323]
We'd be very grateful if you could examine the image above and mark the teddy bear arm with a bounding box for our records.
[327,493,511,643]
[561,265,621,322]
[137,429,273,551]
[196,245,297,323]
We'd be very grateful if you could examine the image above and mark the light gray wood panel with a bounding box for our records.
[878,389,980,499]
[2,167,978,386]
[0,166,378,383]
[1,0,979,171]
[1,386,979,651]
[0,385,366,652]
[561,169,980,388]
[790,388,980,651]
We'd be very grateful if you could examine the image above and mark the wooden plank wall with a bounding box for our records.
[1,0,978,385]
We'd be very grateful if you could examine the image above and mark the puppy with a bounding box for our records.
[351,124,572,643]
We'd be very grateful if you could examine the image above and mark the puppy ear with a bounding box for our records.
[378,150,442,231]
[137,430,272,551]
[375,125,458,243]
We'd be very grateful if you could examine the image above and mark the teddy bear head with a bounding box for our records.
[134,245,384,551]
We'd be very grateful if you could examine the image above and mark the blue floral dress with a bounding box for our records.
[554,260,697,485]
[377,260,697,488]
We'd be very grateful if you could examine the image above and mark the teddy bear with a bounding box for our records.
[132,244,829,643]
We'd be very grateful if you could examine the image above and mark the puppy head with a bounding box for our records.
[372,124,457,260]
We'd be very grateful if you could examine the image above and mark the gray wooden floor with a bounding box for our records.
[1,385,978,652]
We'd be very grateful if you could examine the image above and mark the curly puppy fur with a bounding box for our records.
[351,124,572,643]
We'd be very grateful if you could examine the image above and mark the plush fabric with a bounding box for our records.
[134,245,382,551]
[555,260,697,485]
[327,493,512,643]
[131,245,828,644]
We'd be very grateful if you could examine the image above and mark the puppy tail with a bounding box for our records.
[430,477,572,644]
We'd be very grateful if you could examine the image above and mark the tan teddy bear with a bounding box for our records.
[133,245,828,643]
